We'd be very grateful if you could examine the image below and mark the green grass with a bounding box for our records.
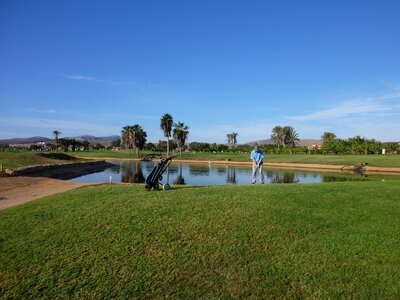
[70,150,400,167]
[1,181,400,298]
[0,151,79,170]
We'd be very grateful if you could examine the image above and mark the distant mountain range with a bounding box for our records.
[1,135,322,146]
[68,135,120,143]
[246,138,322,147]
[0,135,120,145]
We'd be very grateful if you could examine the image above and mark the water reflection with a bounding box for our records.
[121,161,145,183]
[226,167,237,184]
[215,166,227,175]
[267,171,299,184]
[323,175,368,182]
[189,164,210,176]
[173,164,186,185]
[70,160,396,185]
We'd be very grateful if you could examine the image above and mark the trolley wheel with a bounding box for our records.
[163,183,171,191]
[154,184,159,190]
[145,186,151,191]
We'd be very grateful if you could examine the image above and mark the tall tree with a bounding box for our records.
[271,126,285,148]
[283,126,300,147]
[52,130,61,150]
[132,124,147,157]
[226,134,232,147]
[227,133,238,148]
[321,132,337,144]
[58,138,70,152]
[160,113,173,157]
[121,126,134,150]
[120,125,147,157]
[232,133,238,147]
[173,122,190,157]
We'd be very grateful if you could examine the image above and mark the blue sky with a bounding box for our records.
[1,0,399,143]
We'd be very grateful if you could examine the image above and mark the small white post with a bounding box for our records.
[109,175,113,183]
[382,149,386,155]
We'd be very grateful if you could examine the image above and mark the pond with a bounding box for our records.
[68,160,386,185]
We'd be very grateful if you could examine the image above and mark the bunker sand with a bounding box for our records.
[0,177,102,210]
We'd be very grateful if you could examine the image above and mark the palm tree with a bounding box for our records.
[121,125,147,157]
[172,122,189,157]
[283,126,300,147]
[132,124,147,157]
[160,113,173,157]
[121,126,133,150]
[321,132,337,144]
[271,126,285,148]
[52,130,61,150]
[227,133,238,148]
[232,133,238,147]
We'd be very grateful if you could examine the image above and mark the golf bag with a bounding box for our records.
[145,157,173,191]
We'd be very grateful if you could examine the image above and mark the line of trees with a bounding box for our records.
[120,113,190,157]
[57,139,107,152]
[321,134,399,154]
[43,124,398,156]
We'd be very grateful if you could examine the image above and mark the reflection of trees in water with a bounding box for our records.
[323,175,367,182]
[108,165,121,174]
[121,162,145,183]
[268,171,297,184]
[167,164,179,175]
[215,166,227,175]
[173,164,186,185]
[144,161,178,175]
[145,162,156,173]
[299,171,316,179]
[189,164,210,176]
[226,167,237,184]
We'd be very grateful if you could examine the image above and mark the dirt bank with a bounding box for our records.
[0,177,103,210]
[6,160,115,179]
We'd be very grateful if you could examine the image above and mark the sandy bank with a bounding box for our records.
[0,177,103,210]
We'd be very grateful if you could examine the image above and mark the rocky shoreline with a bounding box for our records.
[5,160,116,180]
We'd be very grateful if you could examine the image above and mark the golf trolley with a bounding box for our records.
[145,156,173,191]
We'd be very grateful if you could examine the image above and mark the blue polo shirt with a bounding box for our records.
[250,149,264,164]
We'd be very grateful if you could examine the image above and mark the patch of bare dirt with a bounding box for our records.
[0,177,102,210]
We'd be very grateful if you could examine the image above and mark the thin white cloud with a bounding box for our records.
[64,74,134,85]
[381,80,400,90]
[147,83,167,88]
[288,90,400,121]
[39,72,166,88]
[0,131,18,138]
[0,117,120,136]
[66,75,97,81]
[28,108,61,114]
[189,121,278,143]
[96,113,158,120]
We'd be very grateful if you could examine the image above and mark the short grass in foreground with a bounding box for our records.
[70,150,400,167]
[1,181,400,298]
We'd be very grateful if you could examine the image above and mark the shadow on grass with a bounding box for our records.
[37,153,78,161]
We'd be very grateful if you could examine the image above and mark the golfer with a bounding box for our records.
[250,145,265,184]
